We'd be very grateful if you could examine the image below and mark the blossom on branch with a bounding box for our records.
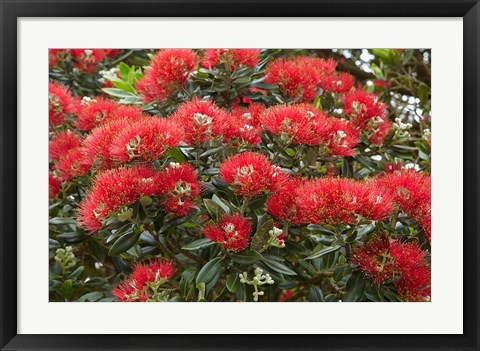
[202,213,252,252]
[219,152,288,197]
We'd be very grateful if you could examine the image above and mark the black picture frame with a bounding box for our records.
[1,1,479,350]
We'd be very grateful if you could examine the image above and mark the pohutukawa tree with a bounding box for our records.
[49,48,431,302]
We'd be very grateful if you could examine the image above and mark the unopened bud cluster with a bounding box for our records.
[54,246,76,274]
[239,267,274,301]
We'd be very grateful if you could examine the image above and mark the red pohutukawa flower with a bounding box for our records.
[82,117,143,170]
[49,173,61,199]
[320,118,360,157]
[103,49,123,59]
[75,97,123,131]
[265,56,337,102]
[49,131,81,161]
[109,117,183,164]
[266,177,305,223]
[342,89,392,146]
[259,104,326,145]
[375,169,431,240]
[202,213,252,252]
[201,49,261,70]
[219,152,287,197]
[70,49,106,73]
[49,82,80,127]
[54,148,92,181]
[259,104,359,156]
[112,260,176,302]
[170,99,231,145]
[77,166,162,233]
[156,163,202,217]
[226,103,265,145]
[49,49,67,68]
[352,237,431,301]
[320,72,355,94]
[136,49,198,103]
[297,178,393,225]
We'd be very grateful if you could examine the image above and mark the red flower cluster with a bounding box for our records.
[202,213,252,252]
[70,49,107,73]
[259,104,360,156]
[219,152,287,197]
[342,89,392,146]
[49,49,121,70]
[49,173,61,199]
[75,97,145,131]
[77,166,162,233]
[227,103,265,145]
[376,169,431,240]
[201,49,261,70]
[112,260,176,302]
[49,82,80,127]
[170,99,232,145]
[266,177,305,223]
[136,49,198,103]
[49,49,67,68]
[49,131,81,161]
[54,147,92,181]
[83,117,143,169]
[265,57,337,102]
[352,237,431,301]
[81,111,182,168]
[320,72,355,94]
[109,117,183,163]
[267,177,393,225]
[156,163,202,217]
[259,104,326,145]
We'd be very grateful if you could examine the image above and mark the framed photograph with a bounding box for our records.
[1,1,479,350]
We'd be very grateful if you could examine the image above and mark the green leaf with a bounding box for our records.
[108,232,141,256]
[182,238,215,251]
[101,88,137,99]
[251,82,277,90]
[343,271,366,302]
[305,245,341,260]
[371,49,392,61]
[49,217,77,225]
[111,79,136,93]
[165,147,187,163]
[402,49,414,65]
[140,196,153,207]
[250,219,274,251]
[203,198,225,219]
[61,279,73,299]
[341,159,353,178]
[196,257,224,287]
[77,292,103,302]
[307,224,336,236]
[211,194,232,214]
[308,286,325,302]
[248,194,268,211]
[84,277,108,288]
[262,258,296,276]
[200,147,222,157]
[119,62,130,80]
[180,268,196,297]
[392,144,418,151]
[284,148,296,157]
[230,250,263,265]
[354,154,378,169]
[56,232,87,244]
[117,208,133,222]
[67,266,84,280]
[226,273,240,293]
